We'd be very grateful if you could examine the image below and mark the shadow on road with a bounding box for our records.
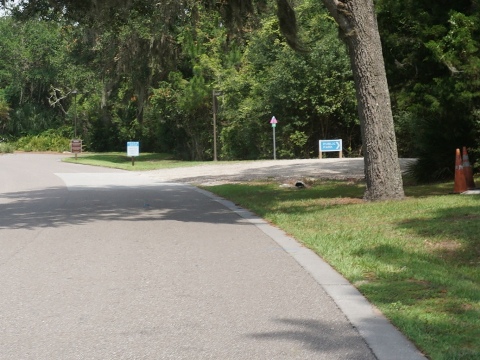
[246,318,374,359]
[0,184,246,230]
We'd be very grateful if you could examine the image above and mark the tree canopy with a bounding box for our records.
[1,0,479,194]
[377,0,480,182]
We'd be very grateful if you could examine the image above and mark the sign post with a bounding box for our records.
[212,90,223,162]
[270,116,278,160]
[70,139,82,160]
[127,141,140,166]
[319,139,343,159]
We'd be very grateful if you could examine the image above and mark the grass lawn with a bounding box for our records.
[204,180,480,360]
[63,152,209,171]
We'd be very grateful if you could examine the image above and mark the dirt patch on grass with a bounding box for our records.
[325,197,364,205]
[424,240,463,259]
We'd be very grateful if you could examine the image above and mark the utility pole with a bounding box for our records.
[212,90,223,161]
[72,89,78,138]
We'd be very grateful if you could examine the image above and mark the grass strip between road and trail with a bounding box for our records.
[63,152,209,171]
[203,180,480,360]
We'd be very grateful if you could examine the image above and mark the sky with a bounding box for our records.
[0,0,19,17]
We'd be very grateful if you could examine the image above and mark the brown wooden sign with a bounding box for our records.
[70,139,82,154]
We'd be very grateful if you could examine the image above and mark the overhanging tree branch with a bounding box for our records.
[48,86,74,115]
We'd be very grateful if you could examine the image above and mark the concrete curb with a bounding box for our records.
[195,187,427,360]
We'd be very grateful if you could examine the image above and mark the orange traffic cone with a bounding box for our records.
[454,148,468,193]
[462,146,476,189]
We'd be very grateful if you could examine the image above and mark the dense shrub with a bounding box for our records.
[14,127,72,152]
[0,142,15,153]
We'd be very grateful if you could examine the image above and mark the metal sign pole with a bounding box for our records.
[274,126,277,160]
[212,90,217,162]
[270,116,278,160]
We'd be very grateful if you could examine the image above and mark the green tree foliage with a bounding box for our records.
[0,15,97,141]
[65,3,185,151]
[377,0,480,181]
[1,0,360,160]
[220,2,358,159]
[0,89,11,134]
[5,0,479,183]
[2,0,479,189]
[0,17,64,135]
[144,3,252,160]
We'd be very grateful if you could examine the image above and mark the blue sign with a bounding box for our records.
[319,139,342,152]
[127,141,140,157]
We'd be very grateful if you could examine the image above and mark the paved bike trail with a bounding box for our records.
[0,153,425,359]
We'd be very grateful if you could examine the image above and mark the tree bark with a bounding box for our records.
[321,0,404,201]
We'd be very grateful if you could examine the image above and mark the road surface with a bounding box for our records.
[0,153,424,359]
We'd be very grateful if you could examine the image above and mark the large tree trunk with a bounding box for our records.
[321,0,404,201]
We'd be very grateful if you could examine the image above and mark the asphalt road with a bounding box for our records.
[0,154,424,359]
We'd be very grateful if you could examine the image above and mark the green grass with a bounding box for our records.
[63,152,210,171]
[204,180,480,360]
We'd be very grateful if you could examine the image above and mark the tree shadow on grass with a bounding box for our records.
[350,204,480,360]
[355,203,480,306]
[397,204,480,265]
[353,242,480,360]
[207,181,366,218]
